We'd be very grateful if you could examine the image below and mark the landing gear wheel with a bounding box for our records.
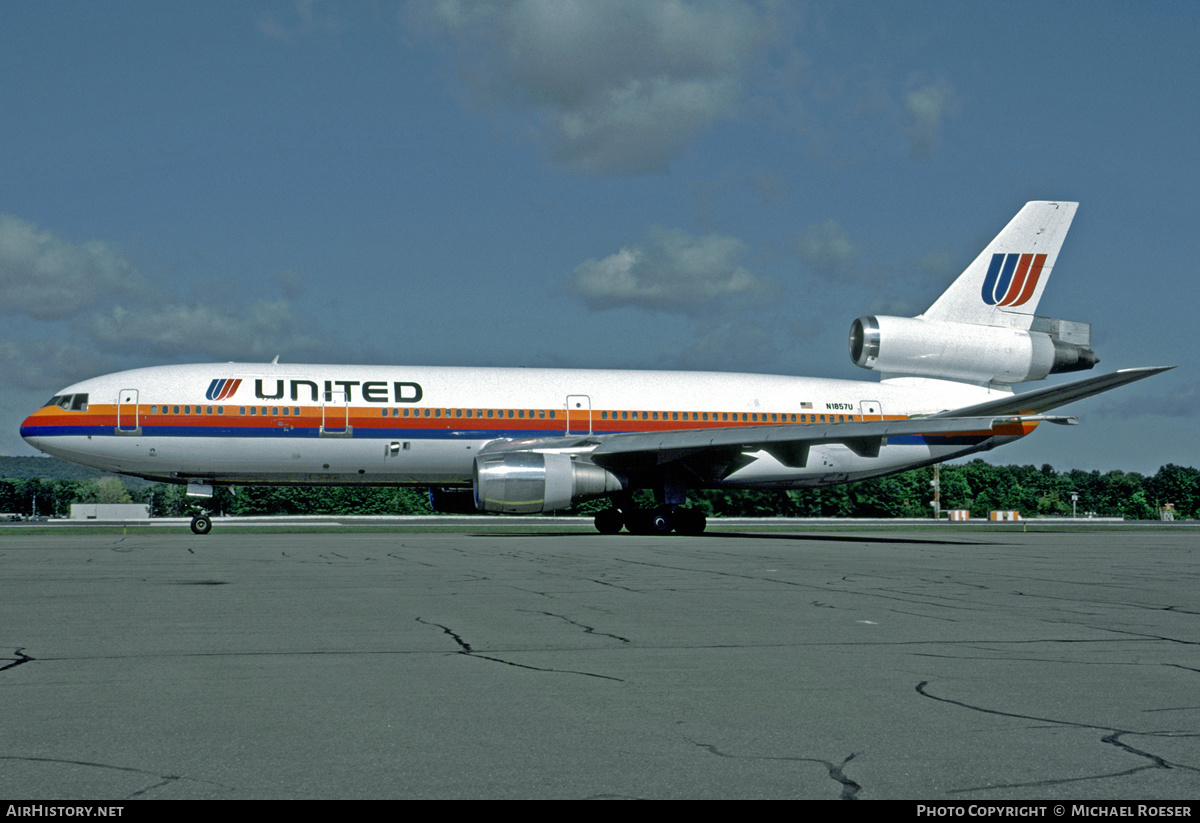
[594,508,624,535]
[674,508,707,536]
[629,507,674,535]
[190,515,212,535]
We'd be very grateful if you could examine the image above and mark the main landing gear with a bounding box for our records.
[593,505,707,536]
[190,515,213,535]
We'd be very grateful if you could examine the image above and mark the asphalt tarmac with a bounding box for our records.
[1,527,1197,799]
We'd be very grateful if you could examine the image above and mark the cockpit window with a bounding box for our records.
[43,393,89,411]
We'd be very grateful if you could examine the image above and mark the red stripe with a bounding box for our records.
[999,254,1032,306]
[1011,254,1046,306]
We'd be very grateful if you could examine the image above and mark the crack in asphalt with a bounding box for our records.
[688,740,862,799]
[1,648,33,672]
[415,617,624,682]
[0,755,229,799]
[916,680,1199,793]
[529,611,631,644]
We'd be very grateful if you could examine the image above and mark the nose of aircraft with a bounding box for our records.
[20,408,47,452]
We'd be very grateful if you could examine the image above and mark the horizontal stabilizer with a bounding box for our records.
[932,366,1172,419]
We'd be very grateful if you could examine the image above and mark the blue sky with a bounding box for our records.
[2,0,1196,474]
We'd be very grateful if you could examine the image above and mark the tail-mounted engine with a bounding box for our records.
[849,315,1098,384]
[473,452,625,513]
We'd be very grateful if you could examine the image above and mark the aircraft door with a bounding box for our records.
[321,389,352,437]
[116,389,140,434]
[859,400,882,421]
[566,395,591,435]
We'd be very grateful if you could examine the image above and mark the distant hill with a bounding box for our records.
[0,456,155,487]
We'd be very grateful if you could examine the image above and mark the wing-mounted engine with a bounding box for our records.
[473,452,625,513]
[849,315,1098,385]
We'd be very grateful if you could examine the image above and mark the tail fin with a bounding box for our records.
[922,201,1078,329]
[850,201,1096,386]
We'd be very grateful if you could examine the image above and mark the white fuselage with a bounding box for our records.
[21,362,1018,490]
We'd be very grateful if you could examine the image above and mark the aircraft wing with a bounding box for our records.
[478,367,1170,483]
[482,414,1057,483]
[929,366,1172,418]
[584,415,1043,480]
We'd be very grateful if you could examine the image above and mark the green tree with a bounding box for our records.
[75,477,133,504]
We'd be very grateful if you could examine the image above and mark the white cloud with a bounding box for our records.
[572,226,770,314]
[796,219,860,276]
[0,339,107,391]
[903,79,958,160]
[260,0,344,43]
[677,319,778,370]
[795,217,943,312]
[0,213,328,380]
[91,299,322,363]
[0,214,141,320]
[408,0,777,175]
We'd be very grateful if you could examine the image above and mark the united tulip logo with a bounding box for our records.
[206,378,242,401]
[981,253,1047,307]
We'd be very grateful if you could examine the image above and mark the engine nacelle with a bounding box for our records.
[849,315,1098,384]
[473,452,625,514]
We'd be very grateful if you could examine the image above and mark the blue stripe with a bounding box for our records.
[887,434,991,446]
[981,254,1005,304]
[21,424,572,440]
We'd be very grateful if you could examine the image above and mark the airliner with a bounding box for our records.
[20,202,1167,534]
